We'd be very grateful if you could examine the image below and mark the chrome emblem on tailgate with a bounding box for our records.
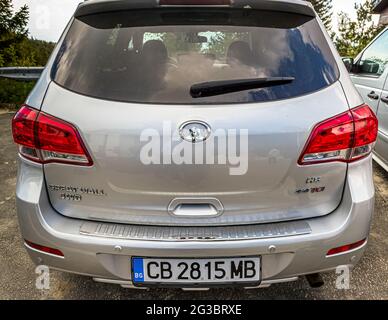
[179,120,211,143]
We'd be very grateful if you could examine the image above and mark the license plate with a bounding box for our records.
[131,256,261,286]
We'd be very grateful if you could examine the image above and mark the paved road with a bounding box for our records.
[0,111,387,300]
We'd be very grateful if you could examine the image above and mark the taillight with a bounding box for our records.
[299,104,378,165]
[350,105,378,160]
[12,106,40,162]
[12,105,93,166]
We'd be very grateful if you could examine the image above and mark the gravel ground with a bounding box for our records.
[0,111,387,300]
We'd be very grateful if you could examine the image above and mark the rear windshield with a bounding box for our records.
[52,9,339,104]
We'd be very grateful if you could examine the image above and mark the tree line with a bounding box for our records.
[0,0,54,105]
[0,0,54,67]
[306,0,384,57]
[0,0,385,105]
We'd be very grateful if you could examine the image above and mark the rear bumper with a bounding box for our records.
[16,155,375,288]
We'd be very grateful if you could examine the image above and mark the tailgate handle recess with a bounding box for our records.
[168,198,224,218]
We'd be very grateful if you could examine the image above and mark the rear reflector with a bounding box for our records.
[299,104,378,165]
[326,239,367,256]
[25,240,64,257]
[12,105,93,166]
[159,0,231,5]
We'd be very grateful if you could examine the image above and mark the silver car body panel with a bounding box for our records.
[16,154,374,283]
[41,80,350,226]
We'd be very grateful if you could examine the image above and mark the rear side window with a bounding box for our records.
[52,9,339,104]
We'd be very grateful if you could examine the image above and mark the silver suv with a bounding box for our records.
[12,0,377,289]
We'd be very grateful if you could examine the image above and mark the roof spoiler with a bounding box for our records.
[75,0,316,18]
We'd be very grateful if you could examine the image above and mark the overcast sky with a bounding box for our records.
[12,0,378,42]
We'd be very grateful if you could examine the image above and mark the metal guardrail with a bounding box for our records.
[0,67,44,81]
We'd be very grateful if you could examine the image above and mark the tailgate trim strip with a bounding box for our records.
[79,220,311,242]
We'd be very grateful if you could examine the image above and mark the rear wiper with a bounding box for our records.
[190,77,295,98]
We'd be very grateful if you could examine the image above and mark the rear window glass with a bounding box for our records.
[52,9,339,104]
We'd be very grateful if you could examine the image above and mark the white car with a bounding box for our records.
[346,27,388,171]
